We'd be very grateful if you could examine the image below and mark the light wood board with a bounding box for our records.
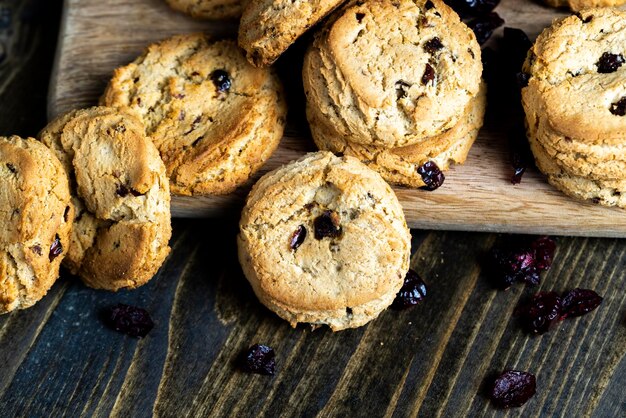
[49,0,626,236]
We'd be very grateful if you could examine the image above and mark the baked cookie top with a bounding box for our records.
[303,0,482,148]
[0,135,73,313]
[542,0,626,12]
[165,0,242,20]
[39,107,172,291]
[523,8,626,143]
[102,33,287,196]
[238,0,346,67]
[238,152,411,329]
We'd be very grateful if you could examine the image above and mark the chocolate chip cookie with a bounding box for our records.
[238,152,411,331]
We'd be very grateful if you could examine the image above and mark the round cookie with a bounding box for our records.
[542,0,626,12]
[101,33,287,196]
[238,152,411,331]
[529,134,626,208]
[238,0,346,67]
[522,8,626,145]
[303,0,482,148]
[39,107,172,291]
[311,81,487,188]
[0,136,73,313]
[165,0,242,19]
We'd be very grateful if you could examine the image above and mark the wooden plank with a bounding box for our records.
[48,0,626,237]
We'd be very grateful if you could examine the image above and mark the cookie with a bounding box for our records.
[101,33,287,196]
[522,8,626,145]
[238,152,411,331]
[310,81,486,188]
[529,134,626,208]
[165,0,242,19]
[238,0,346,67]
[39,107,172,291]
[542,0,626,12]
[303,0,482,148]
[0,136,73,313]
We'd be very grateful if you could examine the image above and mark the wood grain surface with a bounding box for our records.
[0,1,624,417]
[48,0,626,237]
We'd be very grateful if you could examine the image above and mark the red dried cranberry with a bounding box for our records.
[445,0,500,18]
[210,69,231,93]
[490,370,536,408]
[289,225,307,250]
[530,236,556,272]
[514,292,562,334]
[392,269,428,310]
[417,161,445,190]
[488,236,556,288]
[468,12,504,45]
[49,234,63,261]
[422,63,436,85]
[242,344,276,376]
[105,303,154,338]
[314,210,341,240]
[424,37,444,54]
[610,97,626,116]
[596,52,625,74]
[561,288,603,319]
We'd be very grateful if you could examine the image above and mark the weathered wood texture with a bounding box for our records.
[0,1,624,417]
[48,0,626,237]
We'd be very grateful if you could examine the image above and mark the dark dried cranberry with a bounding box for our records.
[355,12,365,23]
[490,370,536,408]
[561,288,603,319]
[395,80,411,99]
[242,344,276,376]
[105,303,154,338]
[596,52,625,74]
[392,269,428,310]
[502,27,532,74]
[417,161,445,190]
[31,244,42,256]
[530,236,556,272]
[468,12,504,45]
[610,97,626,116]
[6,162,16,173]
[289,225,307,250]
[49,234,63,261]
[210,69,232,93]
[116,184,143,197]
[313,210,341,239]
[425,0,435,10]
[514,292,562,334]
[424,37,444,54]
[445,0,500,18]
[422,63,436,85]
[488,236,555,288]
[516,72,530,88]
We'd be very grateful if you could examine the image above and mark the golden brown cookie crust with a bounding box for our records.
[0,136,73,313]
[542,0,626,12]
[39,107,172,291]
[102,33,287,196]
[165,0,243,20]
[238,152,411,331]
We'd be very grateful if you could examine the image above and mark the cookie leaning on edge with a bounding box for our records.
[238,152,412,331]
[39,107,172,291]
[165,0,243,20]
[542,0,626,12]
[0,136,73,313]
[303,0,482,148]
[102,33,287,196]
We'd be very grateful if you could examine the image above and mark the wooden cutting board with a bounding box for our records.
[48,0,626,237]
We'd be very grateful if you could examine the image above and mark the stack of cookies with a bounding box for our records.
[522,8,626,208]
[303,0,485,189]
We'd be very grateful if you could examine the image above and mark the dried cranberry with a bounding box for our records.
[424,37,444,54]
[488,236,555,288]
[422,63,436,85]
[49,234,63,261]
[395,80,411,99]
[514,292,562,334]
[289,225,307,250]
[530,236,556,272]
[561,288,603,319]
[313,210,341,239]
[210,69,232,93]
[596,52,625,74]
[31,244,42,256]
[425,0,435,10]
[6,162,16,173]
[242,344,276,376]
[392,269,428,310]
[610,97,626,116]
[445,0,500,18]
[502,27,532,75]
[105,303,154,338]
[490,370,536,408]
[417,161,445,190]
[467,12,504,45]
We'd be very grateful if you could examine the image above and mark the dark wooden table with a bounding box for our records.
[0,1,624,417]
